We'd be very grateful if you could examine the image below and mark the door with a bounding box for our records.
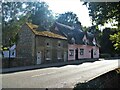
[75,48,78,60]
[37,51,41,64]
[64,52,67,62]
[91,49,93,58]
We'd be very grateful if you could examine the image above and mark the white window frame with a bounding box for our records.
[69,49,74,56]
[80,49,84,55]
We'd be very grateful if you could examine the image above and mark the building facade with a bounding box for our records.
[50,22,100,60]
[16,22,68,65]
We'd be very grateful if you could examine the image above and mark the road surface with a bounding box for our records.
[2,59,120,88]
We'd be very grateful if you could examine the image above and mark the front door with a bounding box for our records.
[75,48,78,60]
[37,51,41,64]
[64,52,67,62]
[91,49,93,58]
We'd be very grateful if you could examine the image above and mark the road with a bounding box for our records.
[2,59,120,88]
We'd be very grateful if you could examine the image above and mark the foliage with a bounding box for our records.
[2,2,55,46]
[99,28,119,55]
[29,2,55,30]
[110,32,120,50]
[56,12,80,27]
[84,2,120,50]
[2,2,32,46]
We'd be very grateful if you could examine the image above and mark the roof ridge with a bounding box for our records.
[55,22,74,30]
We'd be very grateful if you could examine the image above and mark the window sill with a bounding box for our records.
[46,58,51,60]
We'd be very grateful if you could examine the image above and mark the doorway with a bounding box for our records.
[75,48,78,60]
[37,51,41,64]
[91,49,93,58]
[64,52,67,62]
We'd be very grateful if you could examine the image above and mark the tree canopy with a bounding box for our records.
[56,12,80,27]
[29,2,55,30]
[2,2,55,46]
[84,2,120,50]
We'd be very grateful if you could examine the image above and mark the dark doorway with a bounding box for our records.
[75,48,78,60]
[91,49,93,58]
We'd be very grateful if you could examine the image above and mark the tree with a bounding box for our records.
[100,28,118,56]
[56,12,80,27]
[2,2,55,46]
[83,2,120,50]
[2,2,29,46]
[29,2,55,30]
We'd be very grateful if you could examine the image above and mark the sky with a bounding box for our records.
[42,0,92,27]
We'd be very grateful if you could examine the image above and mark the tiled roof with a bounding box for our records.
[25,22,67,40]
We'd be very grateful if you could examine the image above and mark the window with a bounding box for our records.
[71,37,75,44]
[12,51,14,55]
[57,51,62,59]
[45,39,51,47]
[83,39,88,45]
[46,43,49,46]
[46,50,51,60]
[80,49,84,55]
[58,41,62,47]
[94,50,97,55]
[93,38,96,46]
[69,49,74,56]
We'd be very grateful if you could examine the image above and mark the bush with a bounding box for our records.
[100,53,111,58]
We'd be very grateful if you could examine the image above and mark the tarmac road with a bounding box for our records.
[2,59,120,88]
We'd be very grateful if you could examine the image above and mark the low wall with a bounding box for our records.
[74,69,120,89]
[2,57,35,68]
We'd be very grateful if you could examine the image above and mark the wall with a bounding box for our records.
[78,45,92,59]
[16,24,35,61]
[93,46,99,58]
[74,69,120,89]
[68,44,99,60]
[35,36,68,64]
[68,44,76,60]
[2,57,35,68]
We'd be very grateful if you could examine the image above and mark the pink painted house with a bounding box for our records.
[50,22,100,61]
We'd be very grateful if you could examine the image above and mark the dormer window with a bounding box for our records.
[83,35,88,45]
[71,37,75,44]
[58,41,62,47]
[93,38,96,45]
[83,39,88,45]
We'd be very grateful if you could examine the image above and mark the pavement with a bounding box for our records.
[1,58,98,73]
[2,59,120,88]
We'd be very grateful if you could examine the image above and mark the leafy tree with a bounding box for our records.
[83,2,120,50]
[2,2,55,46]
[56,12,80,27]
[2,2,28,46]
[100,28,117,56]
[29,2,55,30]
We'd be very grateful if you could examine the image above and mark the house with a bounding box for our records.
[50,22,100,60]
[16,22,68,65]
[3,44,16,58]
